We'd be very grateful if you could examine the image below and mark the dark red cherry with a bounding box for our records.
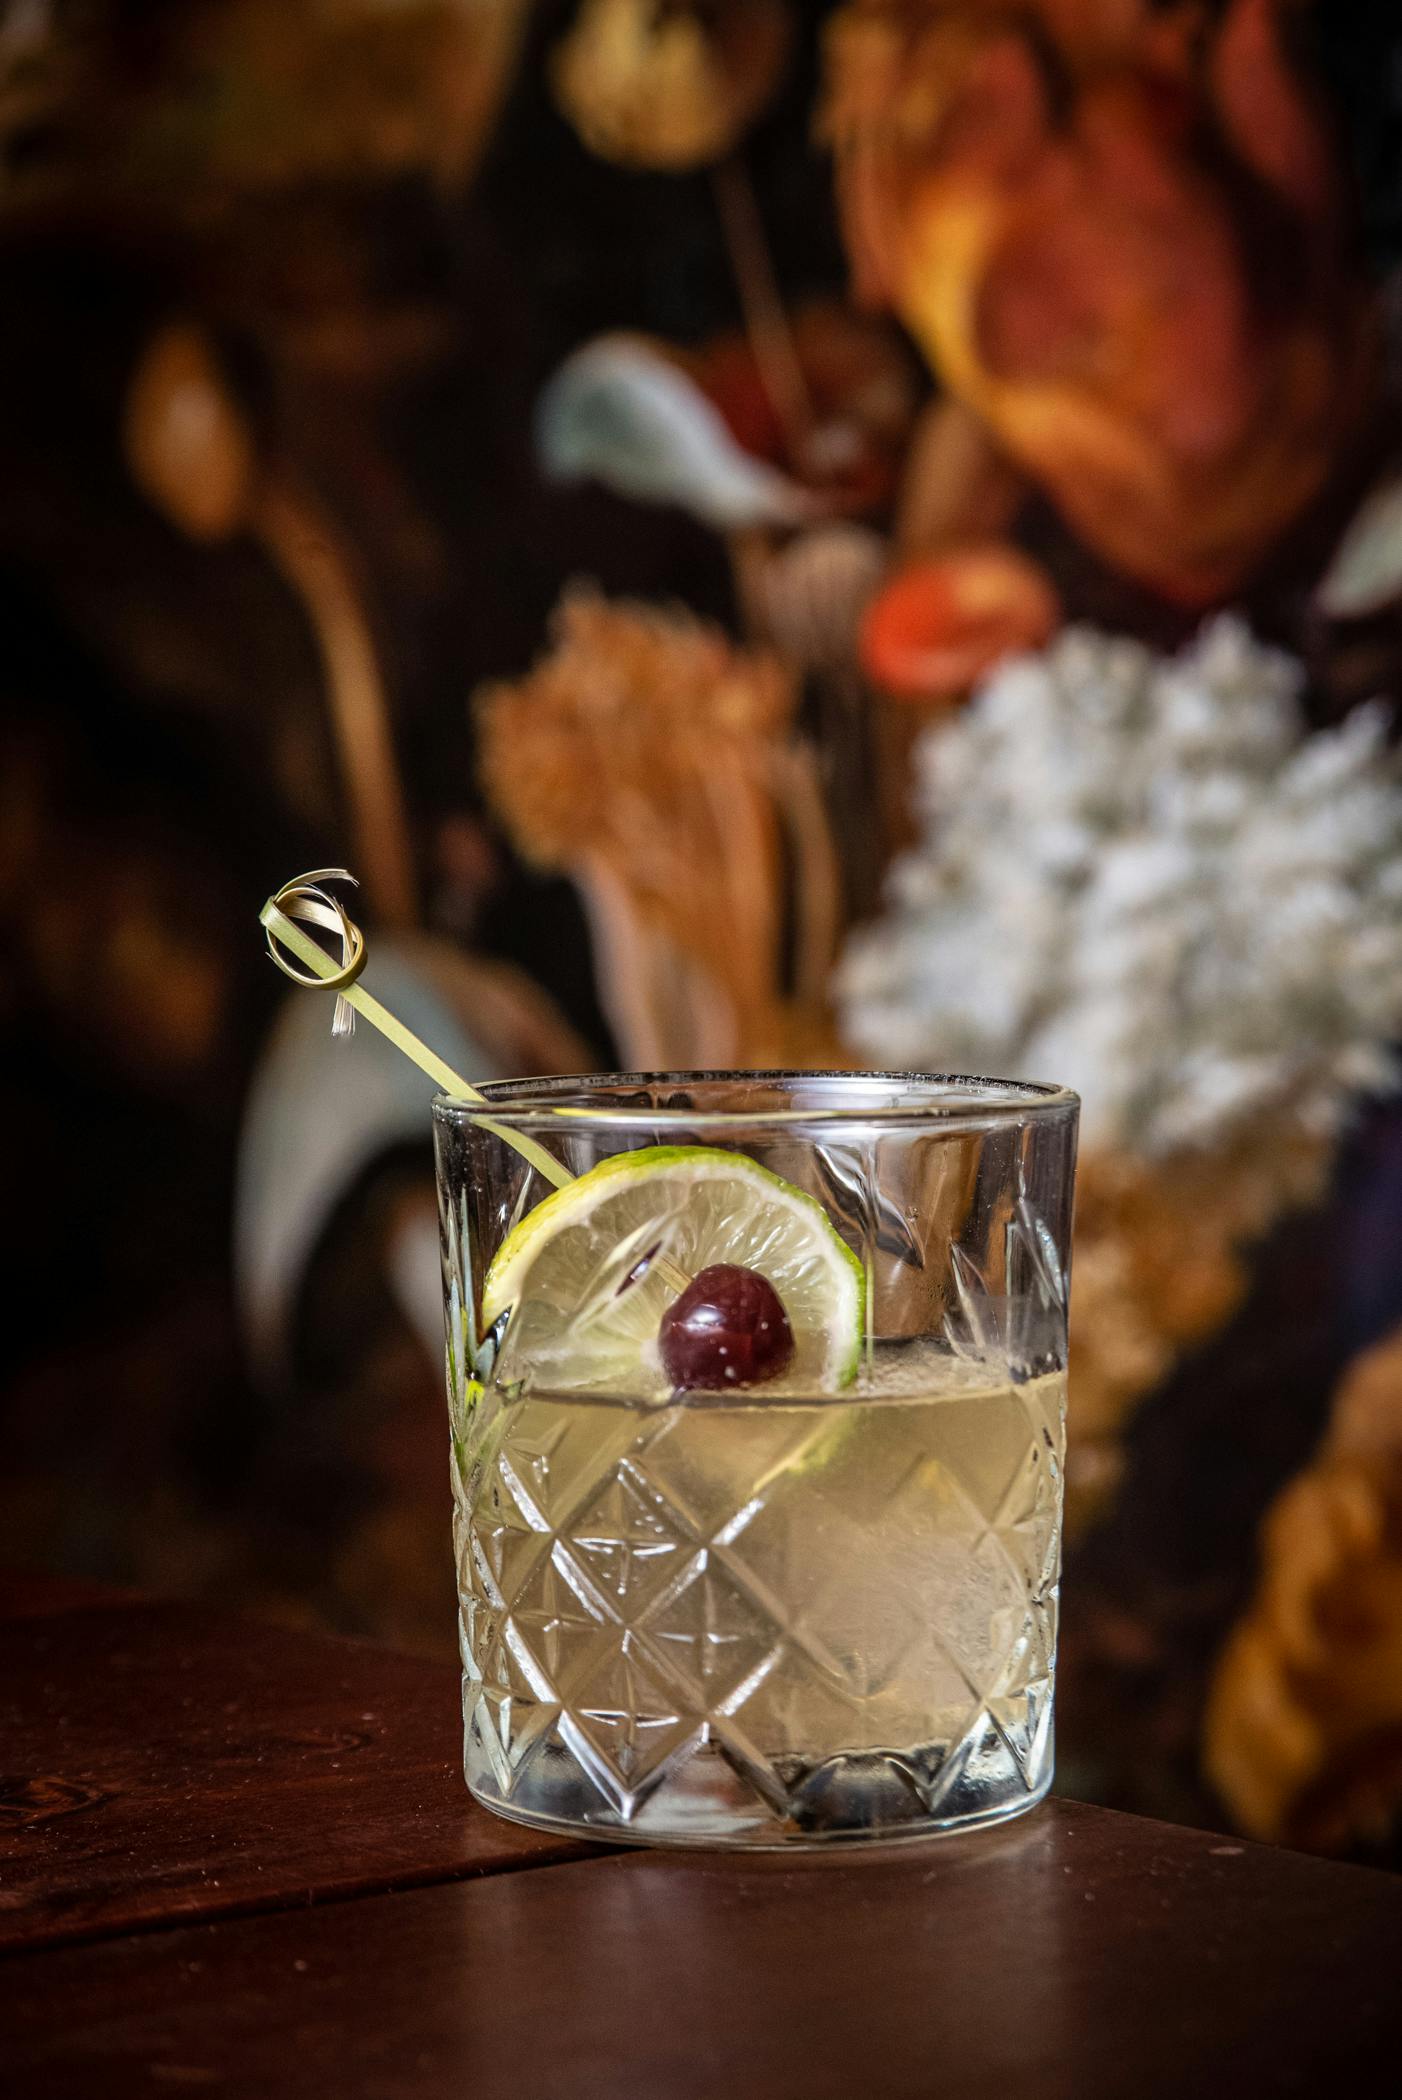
[658,1263,795,1390]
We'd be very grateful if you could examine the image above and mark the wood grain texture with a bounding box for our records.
[4,1799,1398,2098]
[0,1591,591,1952]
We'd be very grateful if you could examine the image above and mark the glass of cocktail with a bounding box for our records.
[434,1071,1078,1848]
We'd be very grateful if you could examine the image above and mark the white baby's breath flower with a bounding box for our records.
[838,616,1402,1157]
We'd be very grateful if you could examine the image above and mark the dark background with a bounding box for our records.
[3,0,1402,1851]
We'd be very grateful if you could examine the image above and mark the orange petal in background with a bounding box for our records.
[859,542,1060,703]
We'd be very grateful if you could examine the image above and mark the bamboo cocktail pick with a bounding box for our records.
[260,870,692,1286]
[261,870,572,1189]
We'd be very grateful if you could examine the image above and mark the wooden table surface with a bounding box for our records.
[3,1572,1399,2097]
[0,1572,590,1952]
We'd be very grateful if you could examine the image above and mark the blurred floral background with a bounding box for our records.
[5,0,1402,1865]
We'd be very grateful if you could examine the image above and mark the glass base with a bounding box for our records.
[464,1710,1054,1851]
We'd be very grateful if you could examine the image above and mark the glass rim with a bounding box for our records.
[432,1069,1079,1135]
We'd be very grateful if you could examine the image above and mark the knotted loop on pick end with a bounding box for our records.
[263,868,367,1033]
[256,865,683,1224]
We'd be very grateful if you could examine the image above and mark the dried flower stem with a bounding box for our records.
[770,742,843,1002]
[709,154,812,459]
[258,483,418,931]
[700,754,776,1039]
[820,666,885,919]
[575,854,673,1067]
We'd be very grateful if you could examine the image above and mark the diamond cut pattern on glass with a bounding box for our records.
[439,1079,1074,1839]
[457,1352,1063,1831]
[561,1638,703,1811]
[639,1552,784,1706]
[565,1461,693,1610]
